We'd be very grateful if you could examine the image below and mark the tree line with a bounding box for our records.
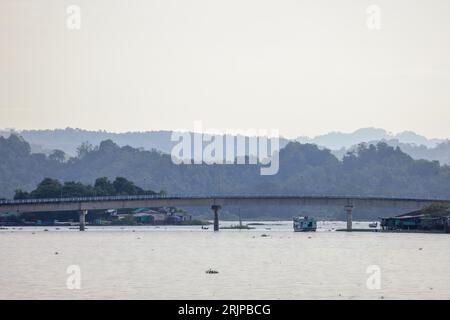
[14,176,161,199]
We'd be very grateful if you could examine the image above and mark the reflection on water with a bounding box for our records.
[1,221,449,299]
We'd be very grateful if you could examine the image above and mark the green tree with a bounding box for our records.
[49,149,66,163]
[30,178,62,198]
[113,177,143,195]
[94,177,116,196]
[14,189,31,200]
[76,141,96,158]
[62,181,93,197]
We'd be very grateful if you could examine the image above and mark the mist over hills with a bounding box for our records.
[333,139,450,165]
[0,128,178,156]
[296,128,445,150]
[1,127,449,164]
[0,128,291,157]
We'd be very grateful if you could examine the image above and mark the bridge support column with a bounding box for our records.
[345,205,353,231]
[79,210,87,231]
[211,205,221,231]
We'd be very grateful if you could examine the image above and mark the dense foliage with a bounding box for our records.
[14,176,160,200]
[1,134,450,201]
[3,128,450,165]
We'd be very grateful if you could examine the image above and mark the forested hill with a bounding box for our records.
[2,127,450,164]
[1,134,450,200]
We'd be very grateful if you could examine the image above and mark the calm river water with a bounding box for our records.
[1,221,449,299]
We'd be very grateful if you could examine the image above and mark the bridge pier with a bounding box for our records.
[211,205,221,231]
[345,205,353,231]
[79,210,87,231]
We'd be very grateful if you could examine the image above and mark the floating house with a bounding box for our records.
[133,212,156,224]
[0,212,20,225]
[293,216,317,232]
[131,207,192,225]
[380,209,450,232]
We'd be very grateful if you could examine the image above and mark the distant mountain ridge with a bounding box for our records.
[332,139,450,165]
[296,128,445,149]
[0,128,292,157]
[1,127,449,164]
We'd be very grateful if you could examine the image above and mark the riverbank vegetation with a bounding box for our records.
[13,176,162,200]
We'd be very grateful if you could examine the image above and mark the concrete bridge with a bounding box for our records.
[1,194,449,231]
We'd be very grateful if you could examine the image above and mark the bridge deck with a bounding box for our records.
[0,194,448,213]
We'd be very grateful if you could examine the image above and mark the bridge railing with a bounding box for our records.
[0,193,173,205]
[0,193,449,206]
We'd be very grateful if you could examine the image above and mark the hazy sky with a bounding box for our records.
[1,0,450,138]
